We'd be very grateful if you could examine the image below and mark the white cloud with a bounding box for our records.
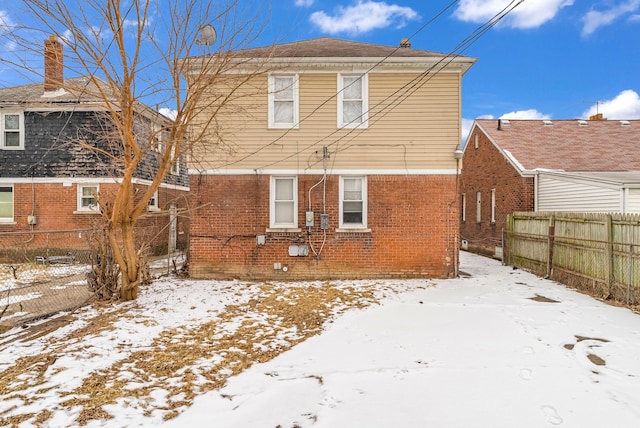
[582,90,640,119]
[310,1,420,35]
[159,107,177,120]
[500,109,552,120]
[454,0,574,29]
[295,0,315,6]
[581,0,640,36]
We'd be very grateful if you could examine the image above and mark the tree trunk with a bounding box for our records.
[118,219,140,301]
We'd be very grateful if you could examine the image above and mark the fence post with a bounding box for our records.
[605,214,614,297]
[505,214,514,266]
[546,214,555,279]
[628,244,633,306]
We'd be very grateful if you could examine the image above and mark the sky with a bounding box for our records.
[1,0,639,142]
[2,251,640,426]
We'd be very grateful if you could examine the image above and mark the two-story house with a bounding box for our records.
[460,118,640,257]
[0,37,190,255]
[185,37,475,279]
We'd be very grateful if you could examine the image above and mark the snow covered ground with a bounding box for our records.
[2,251,640,427]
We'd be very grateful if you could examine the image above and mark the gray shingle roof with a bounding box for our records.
[475,119,640,172]
[232,37,449,58]
[0,76,111,104]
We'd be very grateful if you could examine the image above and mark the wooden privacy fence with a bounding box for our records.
[504,212,640,306]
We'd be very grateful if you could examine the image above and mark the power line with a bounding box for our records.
[213,0,525,171]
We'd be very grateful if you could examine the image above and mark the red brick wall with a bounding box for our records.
[0,182,188,254]
[189,174,460,280]
[459,128,534,256]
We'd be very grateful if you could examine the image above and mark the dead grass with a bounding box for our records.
[0,281,382,427]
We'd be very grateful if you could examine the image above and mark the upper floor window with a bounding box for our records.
[1,112,24,150]
[148,189,159,211]
[340,176,367,228]
[338,74,368,129]
[77,184,99,212]
[461,193,466,222]
[170,145,180,175]
[268,74,298,129]
[0,186,14,222]
[270,176,298,228]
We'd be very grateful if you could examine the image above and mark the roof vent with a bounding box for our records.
[578,120,588,126]
[620,120,631,126]
[543,120,553,126]
[399,38,411,48]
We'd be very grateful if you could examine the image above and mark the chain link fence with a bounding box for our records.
[0,229,94,331]
[1,229,187,331]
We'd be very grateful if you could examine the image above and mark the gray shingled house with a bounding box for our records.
[0,37,189,254]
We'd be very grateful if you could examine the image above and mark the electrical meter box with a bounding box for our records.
[305,211,314,227]
[320,214,329,230]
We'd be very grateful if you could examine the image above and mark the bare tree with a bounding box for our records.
[4,0,269,300]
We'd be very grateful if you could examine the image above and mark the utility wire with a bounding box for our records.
[213,0,462,168]
[251,0,525,171]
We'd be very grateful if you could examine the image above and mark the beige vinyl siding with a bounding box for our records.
[191,71,462,172]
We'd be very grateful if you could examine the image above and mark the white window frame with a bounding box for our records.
[268,74,299,129]
[0,185,14,222]
[338,73,368,129]
[339,176,367,229]
[170,145,179,175]
[461,193,466,223]
[153,124,165,153]
[491,188,496,224]
[148,189,160,212]
[270,176,298,229]
[1,111,25,150]
[77,184,100,212]
[474,134,479,149]
[476,191,482,224]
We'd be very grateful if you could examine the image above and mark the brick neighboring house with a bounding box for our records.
[185,37,476,280]
[460,118,640,257]
[0,37,189,254]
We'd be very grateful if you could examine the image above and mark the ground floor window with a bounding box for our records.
[77,184,99,212]
[270,176,297,228]
[0,186,13,221]
[340,176,367,228]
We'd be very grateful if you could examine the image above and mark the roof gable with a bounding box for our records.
[475,119,640,173]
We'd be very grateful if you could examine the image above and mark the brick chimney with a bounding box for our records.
[399,38,411,48]
[44,36,63,92]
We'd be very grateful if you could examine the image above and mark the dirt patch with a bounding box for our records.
[575,335,609,343]
[587,353,606,366]
[528,294,560,303]
[0,281,382,427]
[564,344,574,350]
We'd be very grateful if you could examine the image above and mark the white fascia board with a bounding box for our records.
[0,176,189,191]
[188,168,460,175]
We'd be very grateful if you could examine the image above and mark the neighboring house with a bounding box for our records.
[0,37,189,254]
[185,37,475,280]
[460,118,640,257]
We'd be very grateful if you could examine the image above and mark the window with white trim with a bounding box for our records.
[270,176,297,228]
[461,193,466,222]
[1,112,24,150]
[148,189,159,211]
[340,176,367,228]
[476,191,481,223]
[77,184,99,212]
[153,124,165,153]
[491,188,496,223]
[268,74,298,129]
[338,74,368,128]
[170,145,179,175]
[0,186,14,222]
